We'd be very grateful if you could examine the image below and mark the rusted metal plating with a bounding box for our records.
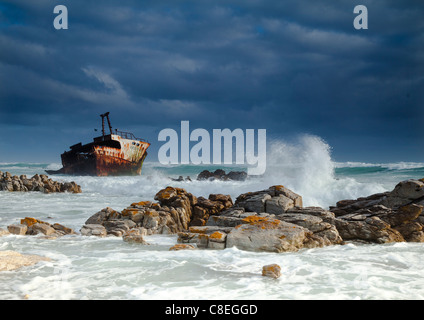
[46,113,150,176]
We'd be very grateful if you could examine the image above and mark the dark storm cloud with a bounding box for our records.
[0,0,423,162]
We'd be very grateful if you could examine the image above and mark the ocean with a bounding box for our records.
[1,136,424,300]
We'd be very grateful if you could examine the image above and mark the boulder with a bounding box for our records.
[262,264,282,279]
[235,185,302,214]
[276,213,342,246]
[265,196,294,215]
[208,231,227,249]
[85,207,120,225]
[333,204,423,243]
[278,207,343,246]
[123,234,148,244]
[7,217,75,238]
[169,244,196,251]
[226,171,248,181]
[237,192,271,213]
[52,223,75,235]
[7,224,28,236]
[226,216,313,253]
[177,225,234,248]
[31,223,56,236]
[197,169,247,181]
[80,224,107,237]
[154,186,197,229]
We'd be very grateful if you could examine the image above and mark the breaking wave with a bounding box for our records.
[2,135,424,300]
[2,134,419,209]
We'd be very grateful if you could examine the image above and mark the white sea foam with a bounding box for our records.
[334,161,424,170]
[260,135,388,207]
[1,136,424,300]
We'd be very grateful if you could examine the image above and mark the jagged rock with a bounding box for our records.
[175,186,341,251]
[331,179,424,215]
[177,225,233,248]
[330,179,424,243]
[276,212,343,246]
[154,186,196,230]
[235,185,302,214]
[333,204,423,244]
[7,217,75,238]
[270,185,303,207]
[197,169,247,181]
[85,207,120,225]
[387,179,424,205]
[82,187,199,237]
[75,179,424,251]
[334,216,405,244]
[238,192,271,213]
[0,171,81,193]
[83,186,233,237]
[191,194,233,226]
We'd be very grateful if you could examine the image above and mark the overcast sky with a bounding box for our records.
[0,0,423,163]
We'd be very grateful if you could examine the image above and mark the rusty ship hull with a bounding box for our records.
[46,113,150,176]
[47,134,150,176]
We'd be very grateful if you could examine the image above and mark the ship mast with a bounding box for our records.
[100,112,113,137]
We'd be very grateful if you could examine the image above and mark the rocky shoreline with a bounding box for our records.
[196,169,247,181]
[2,178,424,256]
[0,171,81,193]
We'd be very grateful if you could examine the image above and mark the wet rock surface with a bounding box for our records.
[8,217,75,239]
[4,178,424,255]
[331,179,424,243]
[0,171,81,193]
[197,169,247,181]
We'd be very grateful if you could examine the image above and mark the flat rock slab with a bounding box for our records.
[0,251,51,272]
[226,216,311,253]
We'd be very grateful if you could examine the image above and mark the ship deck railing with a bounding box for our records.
[115,130,149,143]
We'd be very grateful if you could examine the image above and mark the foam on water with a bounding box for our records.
[1,236,424,300]
[1,136,424,299]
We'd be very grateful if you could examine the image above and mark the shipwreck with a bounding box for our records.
[46,112,150,176]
